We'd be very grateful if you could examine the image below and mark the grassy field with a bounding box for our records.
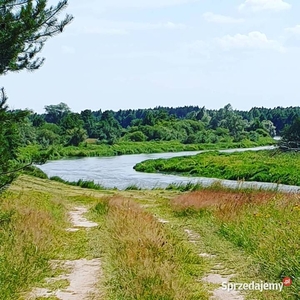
[1,175,298,299]
[134,149,300,186]
[134,186,300,299]
[19,137,275,161]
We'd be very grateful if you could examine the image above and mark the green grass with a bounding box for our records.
[0,176,106,300]
[49,176,107,190]
[18,138,276,161]
[216,193,300,298]
[1,176,211,299]
[92,196,209,300]
[3,174,298,299]
[134,149,300,186]
[163,189,300,299]
[164,182,204,192]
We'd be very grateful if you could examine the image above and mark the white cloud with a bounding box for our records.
[239,0,291,12]
[216,31,285,52]
[285,25,300,35]
[203,12,244,24]
[188,31,285,55]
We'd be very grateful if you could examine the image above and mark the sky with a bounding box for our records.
[2,0,300,113]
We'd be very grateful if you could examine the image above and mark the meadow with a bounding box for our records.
[166,187,300,299]
[134,149,300,186]
[0,175,298,299]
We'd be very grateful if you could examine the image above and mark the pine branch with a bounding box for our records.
[0,162,32,176]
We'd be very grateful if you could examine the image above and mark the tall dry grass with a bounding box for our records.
[0,190,67,300]
[95,196,208,300]
[171,189,281,218]
[170,188,300,299]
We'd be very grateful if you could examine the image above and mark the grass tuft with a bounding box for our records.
[50,176,106,190]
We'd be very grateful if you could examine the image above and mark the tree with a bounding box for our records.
[44,102,71,123]
[281,117,300,149]
[142,111,155,126]
[66,127,87,146]
[0,0,72,188]
[59,112,83,131]
[0,0,73,74]
[97,111,122,144]
[210,104,246,141]
[81,109,97,137]
[0,88,29,188]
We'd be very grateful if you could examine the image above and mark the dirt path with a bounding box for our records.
[29,206,102,300]
[183,228,244,300]
[66,206,98,232]
[156,211,245,300]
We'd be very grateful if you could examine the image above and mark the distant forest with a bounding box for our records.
[23,103,300,147]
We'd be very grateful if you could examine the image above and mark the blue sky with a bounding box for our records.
[2,0,300,113]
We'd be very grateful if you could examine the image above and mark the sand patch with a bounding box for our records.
[30,259,102,300]
[66,206,98,231]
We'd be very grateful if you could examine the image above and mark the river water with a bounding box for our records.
[38,145,300,192]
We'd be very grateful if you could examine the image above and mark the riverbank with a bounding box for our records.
[2,175,298,299]
[134,149,300,187]
[19,137,276,162]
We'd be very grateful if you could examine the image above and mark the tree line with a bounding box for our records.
[24,102,299,147]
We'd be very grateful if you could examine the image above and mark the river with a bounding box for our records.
[37,145,300,192]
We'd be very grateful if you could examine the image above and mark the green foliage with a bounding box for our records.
[97,110,122,144]
[135,148,300,186]
[36,128,61,147]
[44,102,71,124]
[34,138,274,161]
[0,89,30,188]
[0,1,73,189]
[28,103,300,147]
[66,127,87,146]
[22,166,48,179]
[0,1,73,74]
[27,102,283,150]
[80,109,97,137]
[59,112,83,130]
[282,117,300,142]
[124,131,147,142]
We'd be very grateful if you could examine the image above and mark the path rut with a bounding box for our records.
[183,228,244,300]
[29,206,102,300]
